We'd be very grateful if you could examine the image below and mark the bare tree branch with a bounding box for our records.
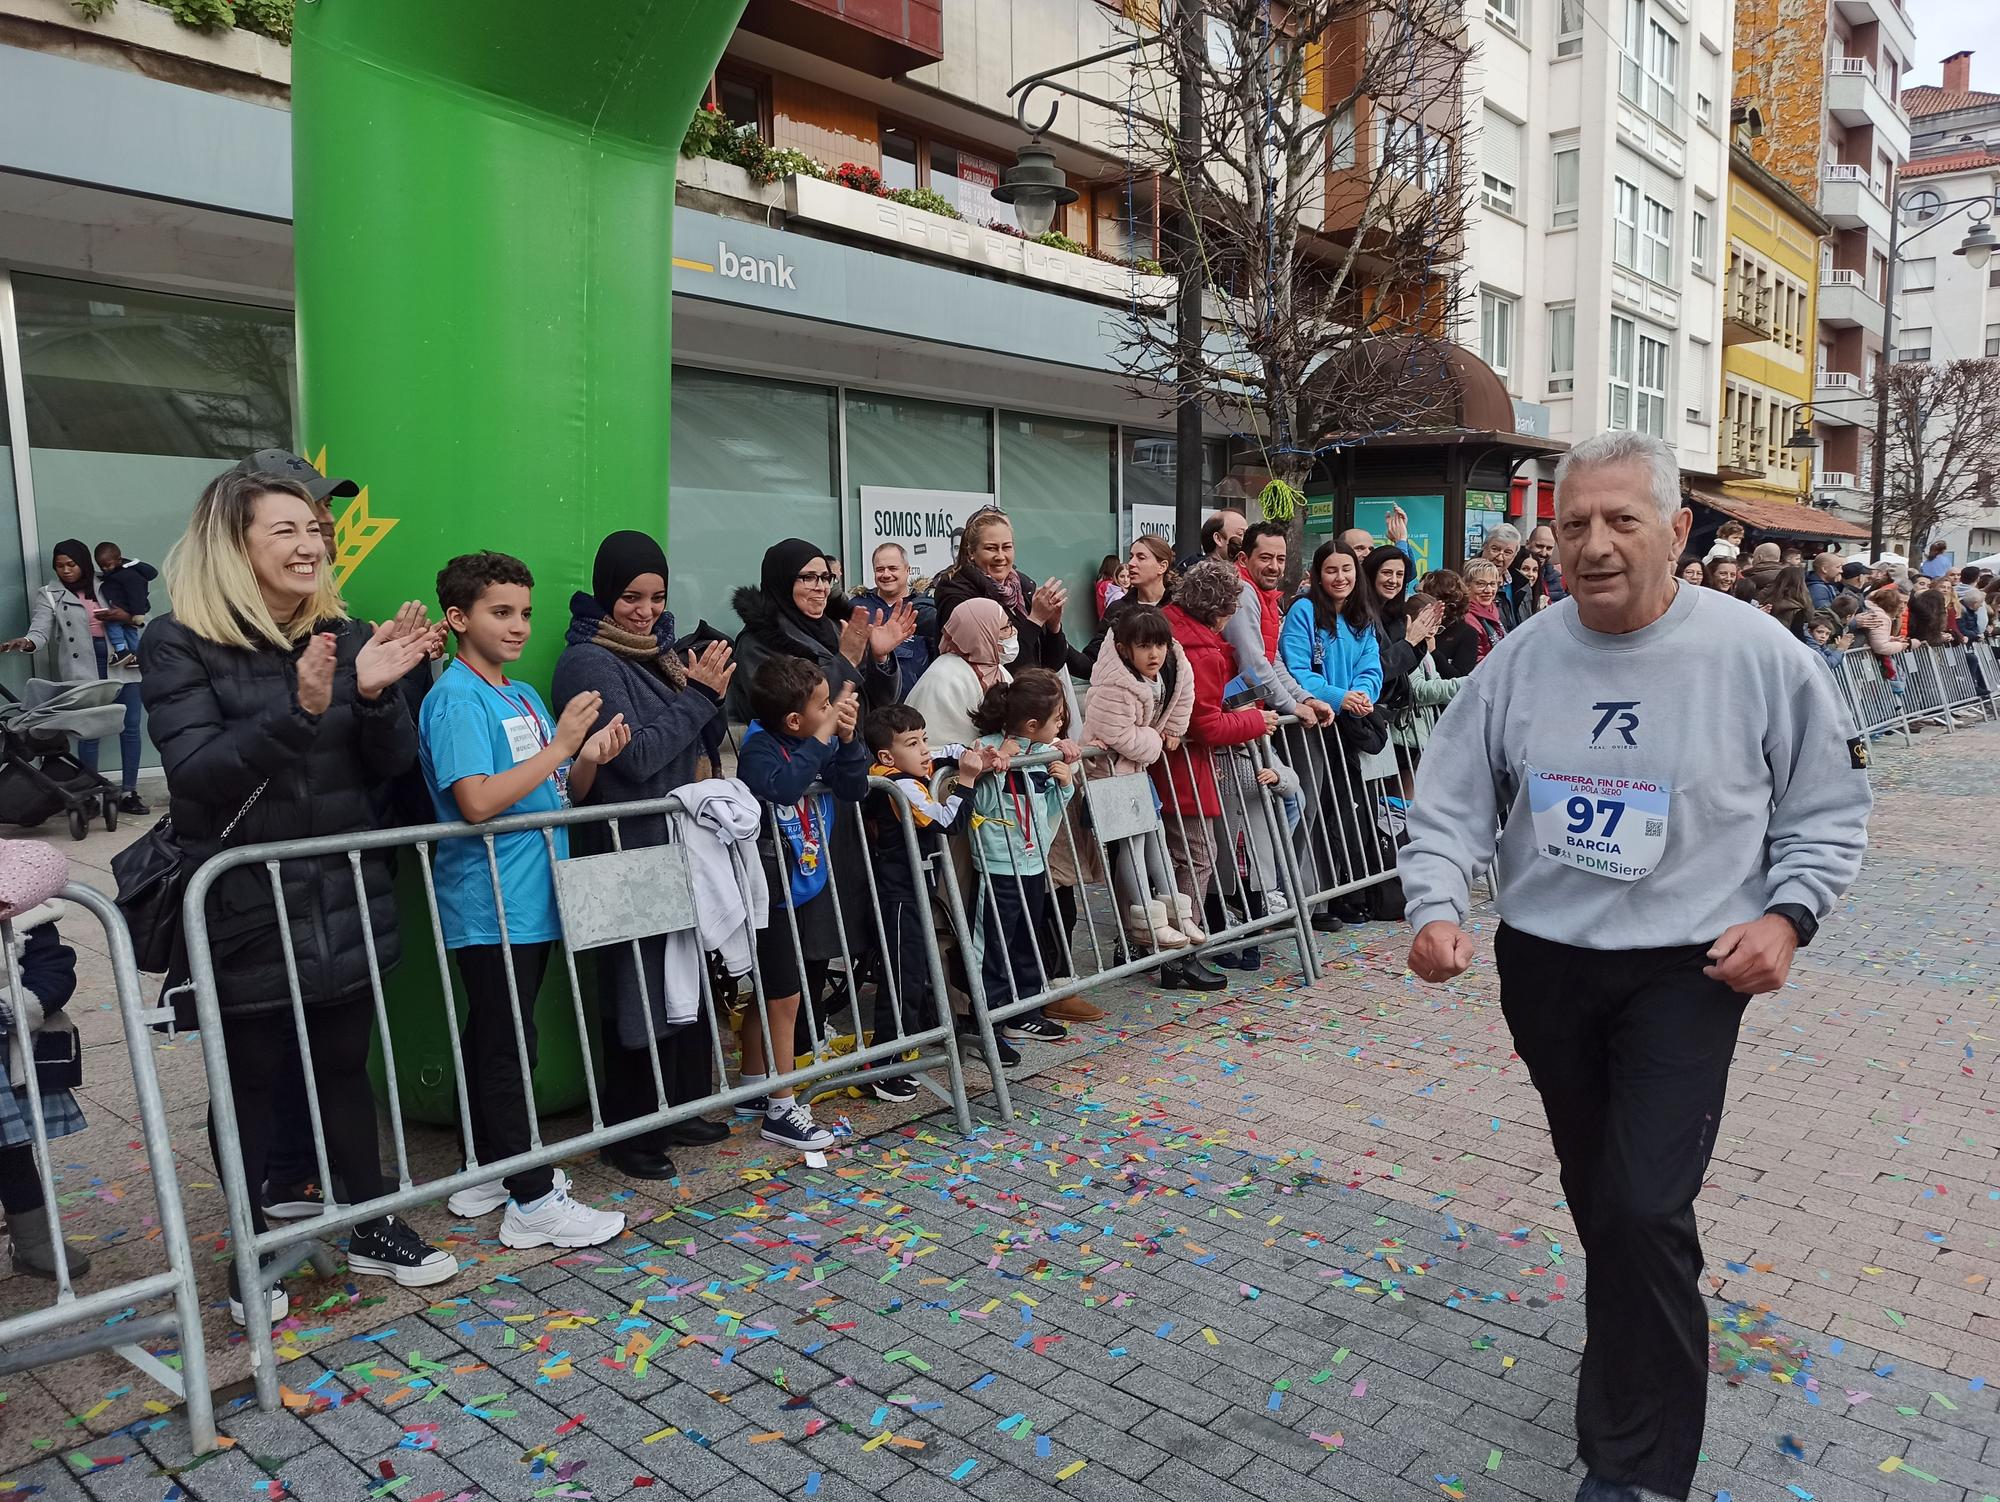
[1880,360,2000,554]
[1112,0,1473,525]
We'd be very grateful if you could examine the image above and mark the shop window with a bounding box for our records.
[881,122,921,194]
[1093,176,1161,263]
[880,122,1010,224]
[13,272,300,774]
[999,413,1116,614]
[669,366,839,634]
[712,70,770,140]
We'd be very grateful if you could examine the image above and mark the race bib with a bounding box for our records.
[501,715,544,764]
[1527,768,1670,882]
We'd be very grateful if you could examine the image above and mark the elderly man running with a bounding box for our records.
[1398,430,1870,1502]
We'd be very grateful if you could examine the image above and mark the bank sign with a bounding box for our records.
[674,239,800,291]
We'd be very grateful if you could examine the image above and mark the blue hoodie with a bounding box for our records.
[737,719,871,908]
[1278,596,1383,703]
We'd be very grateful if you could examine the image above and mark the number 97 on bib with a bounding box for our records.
[1527,768,1670,882]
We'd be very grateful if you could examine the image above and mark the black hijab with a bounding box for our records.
[760,537,842,651]
[592,529,669,611]
[1361,544,1410,634]
[51,539,95,599]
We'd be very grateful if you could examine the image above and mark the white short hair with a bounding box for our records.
[1552,430,1682,522]
[1483,522,1522,548]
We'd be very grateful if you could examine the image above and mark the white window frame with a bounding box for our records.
[1646,19,1681,125]
[1609,316,1636,429]
[1548,303,1577,394]
[1481,289,1518,377]
[1635,328,1670,436]
[1897,328,1932,361]
[1557,0,1584,56]
[1686,337,1710,424]
[1329,105,1357,170]
[1613,178,1640,271]
[1691,204,1711,275]
[1486,0,1521,35]
[1901,256,1937,291]
[1642,195,1674,283]
[1552,146,1580,228]
[1619,0,1645,106]
[1986,324,2000,359]
[1482,174,1517,214]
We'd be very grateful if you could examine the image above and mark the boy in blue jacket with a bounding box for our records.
[736,656,871,1151]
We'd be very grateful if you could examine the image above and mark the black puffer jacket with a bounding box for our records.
[139,614,415,1018]
[726,586,900,723]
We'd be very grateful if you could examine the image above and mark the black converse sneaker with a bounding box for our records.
[346,1215,459,1287]
[1002,1014,1068,1043]
[227,1255,289,1326]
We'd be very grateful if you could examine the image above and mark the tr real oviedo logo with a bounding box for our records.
[1590,701,1640,747]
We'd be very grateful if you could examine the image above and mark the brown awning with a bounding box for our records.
[1684,485,1870,541]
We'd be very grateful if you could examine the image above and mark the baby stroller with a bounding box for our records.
[0,679,124,840]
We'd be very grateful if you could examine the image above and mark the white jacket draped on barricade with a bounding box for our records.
[663,778,769,1025]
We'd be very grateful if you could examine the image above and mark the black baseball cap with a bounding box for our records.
[1841,561,1868,580]
[230,449,360,504]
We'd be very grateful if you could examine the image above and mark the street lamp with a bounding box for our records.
[1955,215,1997,270]
[991,140,1077,238]
[1001,2,1208,555]
[1865,191,2000,556]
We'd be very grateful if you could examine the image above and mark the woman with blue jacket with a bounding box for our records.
[1279,540,1384,913]
[1279,540,1383,714]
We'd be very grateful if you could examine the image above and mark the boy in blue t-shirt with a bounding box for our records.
[420,552,631,1250]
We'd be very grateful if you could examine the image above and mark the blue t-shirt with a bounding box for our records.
[420,658,570,948]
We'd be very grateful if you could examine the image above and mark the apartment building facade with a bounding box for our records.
[1716,144,1829,513]
[1460,0,1732,489]
[1733,0,1916,529]
[1893,51,2000,561]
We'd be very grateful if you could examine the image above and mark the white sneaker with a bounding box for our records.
[448,1166,568,1219]
[499,1184,626,1250]
[1264,891,1292,916]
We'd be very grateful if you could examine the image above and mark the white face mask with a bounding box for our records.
[997,636,1020,665]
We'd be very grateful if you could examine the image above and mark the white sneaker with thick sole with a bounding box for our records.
[447,1166,569,1219]
[499,1185,627,1250]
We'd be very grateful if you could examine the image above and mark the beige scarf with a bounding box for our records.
[592,619,687,689]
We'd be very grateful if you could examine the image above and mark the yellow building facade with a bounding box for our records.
[1718,144,1831,506]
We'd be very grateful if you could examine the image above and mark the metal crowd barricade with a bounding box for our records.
[1837,648,1913,743]
[1275,701,1445,914]
[0,884,214,1451]
[931,729,1313,1122]
[182,780,971,1414]
[1899,644,1959,731]
[1928,642,1992,721]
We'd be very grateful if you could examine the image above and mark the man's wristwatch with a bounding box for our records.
[1765,903,1818,948]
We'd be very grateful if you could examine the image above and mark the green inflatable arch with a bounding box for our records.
[292,1,748,1119]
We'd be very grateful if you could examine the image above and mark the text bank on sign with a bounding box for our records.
[1527,768,1670,882]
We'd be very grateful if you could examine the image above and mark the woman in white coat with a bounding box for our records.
[904,597,1015,746]
[0,540,146,813]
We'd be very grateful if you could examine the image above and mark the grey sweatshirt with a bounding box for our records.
[1400,585,1870,949]
[1225,578,1315,711]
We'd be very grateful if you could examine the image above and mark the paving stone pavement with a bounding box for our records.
[2,725,1998,1501]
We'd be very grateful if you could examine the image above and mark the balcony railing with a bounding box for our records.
[1821,268,1864,288]
[1817,470,1859,490]
[1816,369,1863,392]
[1833,56,1875,81]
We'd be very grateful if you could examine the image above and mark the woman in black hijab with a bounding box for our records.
[552,531,738,1177]
[727,538,911,721]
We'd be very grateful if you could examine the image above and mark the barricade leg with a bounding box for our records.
[0,886,216,1451]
